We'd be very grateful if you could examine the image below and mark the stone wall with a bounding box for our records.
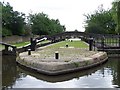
[2,35,31,44]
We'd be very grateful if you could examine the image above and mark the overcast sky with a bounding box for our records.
[2,0,114,31]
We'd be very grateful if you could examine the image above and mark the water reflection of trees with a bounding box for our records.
[116,59,120,87]
[105,57,120,88]
[2,55,16,89]
[80,57,120,88]
[2,55,120,88]
[2,55,26,89]
[111,58,120,87]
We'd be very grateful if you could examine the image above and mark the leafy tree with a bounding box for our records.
[112,1,120,34]
[0,2,2,37]
[29,12,65,35]
[24,24,32,36]
[2,2,25,37]
[2,28,12,36]
[85,23,107,34]
[84,5,116,34]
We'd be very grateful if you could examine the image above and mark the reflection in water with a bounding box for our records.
[2,55,17,89]
[108,58,120,88]
[2,55,26,89]
[2,55,120,88]
[117,59,120,87]
[17,62,106,83]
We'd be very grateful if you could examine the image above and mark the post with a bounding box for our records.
[119,35,120,47]
[5,45,8,51]
[51,37,55,43]
[30,38,36,51]
[28,49,31,55]
[13,46,16,53]
[60,36,62,41]
[101,36,105,50]
[89,38,93,51]
[66,43,68,48]
[55,51,59,59]
[30,38,33,43]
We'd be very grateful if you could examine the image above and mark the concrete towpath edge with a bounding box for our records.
[16,52,108,76]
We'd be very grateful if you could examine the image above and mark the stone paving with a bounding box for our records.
[17,44,108,75]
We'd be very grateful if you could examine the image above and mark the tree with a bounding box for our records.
[112,1,120,34]
[84,5,116,34]
[29,12,65,36]
[24,24,32,36]
[2,2,25,37]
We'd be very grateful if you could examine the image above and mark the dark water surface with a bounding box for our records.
[2,55,120,89]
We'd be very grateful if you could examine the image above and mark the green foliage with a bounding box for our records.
[12,41,30,47]
[2,2,25,36]
[2,28,12,37]
[73,62,80,67]
[29,12,66,35]
[85,61,90,65]
[23,24,32,36]
[112,1,120,34]
[84,5,116,34]
[85,23,107,34]
[1,2,65,37]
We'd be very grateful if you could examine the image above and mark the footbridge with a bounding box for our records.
[1,31,120,55]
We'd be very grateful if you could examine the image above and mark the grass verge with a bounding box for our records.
[12,42,30,47]
[47,40,88,49]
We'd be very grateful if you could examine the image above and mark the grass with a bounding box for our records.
[0,41,30,50]
[12,40,51,47]
[47,40,89,49]
[36,40,90,60]
[0,44,5,50]
[1,40,88,49]
[12,42,30,47]
[19,40,98,65]
[37,40,51,45]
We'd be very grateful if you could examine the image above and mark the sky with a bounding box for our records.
[2,0,114,32]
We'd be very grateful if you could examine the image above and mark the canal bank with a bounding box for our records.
[17,41,108,75]
[2,55,120,88]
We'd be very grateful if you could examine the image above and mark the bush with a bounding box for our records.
[2,28,12,37]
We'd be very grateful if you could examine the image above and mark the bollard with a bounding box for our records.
[66,43,68,48]
[28,49,31,55]
[55,51,59,59]
[119,36,120,47]
[30,38,36,51]
[89,38,93,51]
[101,36,105,50]
[13,47,16,53]
[5,45,9,51]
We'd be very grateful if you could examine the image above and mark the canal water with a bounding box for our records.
[2,55,120,89]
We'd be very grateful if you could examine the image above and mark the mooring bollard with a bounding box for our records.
[101,36,105,51]
[66,43,68,48]
[119,36,120,47]
[28,49,31,55]
[89,38,93,51]
[55,51,59,59]
[30,38,36,51]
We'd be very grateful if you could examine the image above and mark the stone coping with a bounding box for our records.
[17,48,108,75]
[17,61,106,82]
